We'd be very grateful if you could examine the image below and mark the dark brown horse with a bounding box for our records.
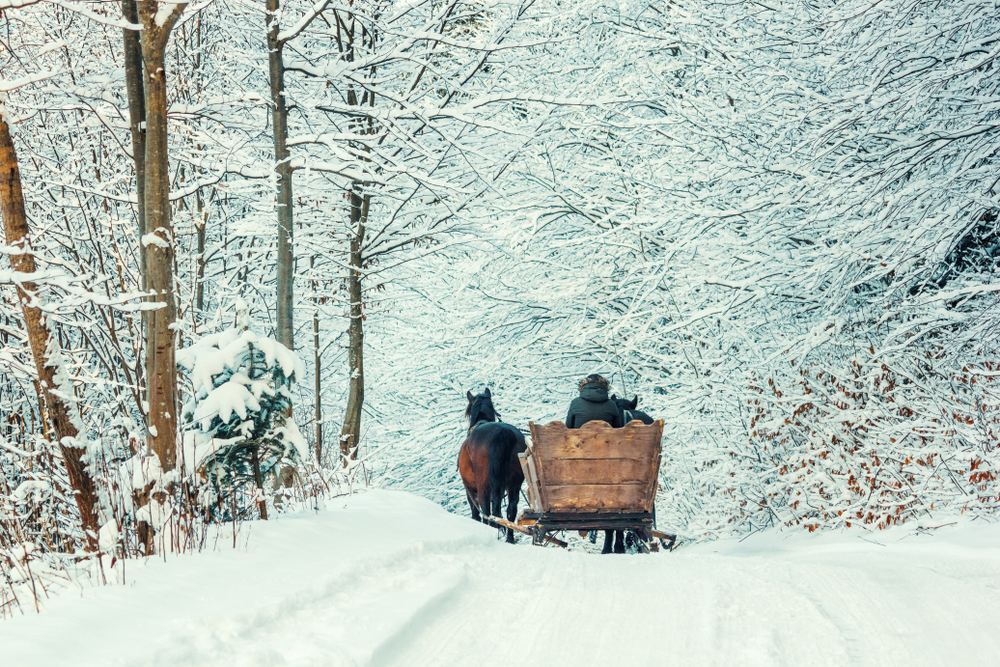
[457,388,527,543]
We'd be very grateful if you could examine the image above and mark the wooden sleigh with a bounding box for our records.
[506,419,672,551]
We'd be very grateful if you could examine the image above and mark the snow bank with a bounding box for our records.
[2,491,998,666]
[0,491,492,666]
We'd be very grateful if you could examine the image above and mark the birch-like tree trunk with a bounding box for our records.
[0,105,101,552]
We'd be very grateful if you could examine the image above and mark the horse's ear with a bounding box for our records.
[467,390,474,403]
[611,393,617,400]
[484,387,492,398]
[628,396,638,409]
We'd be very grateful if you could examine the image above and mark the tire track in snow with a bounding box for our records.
[732,552,1000,667]
[135,541,486,667]
[121,536,1000,667]
[378,548,909,667]
[379,546,700,667]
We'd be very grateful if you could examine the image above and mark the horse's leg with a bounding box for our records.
[602,530,614,554]
[491,487,505,540]
[478,486,491,523]
[614,530,626,554]
[465,487,481,522]
[505,481,520,544]
[473,447,492,525]
[458,441,481,522]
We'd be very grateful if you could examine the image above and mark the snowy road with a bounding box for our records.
[4,491,999,667]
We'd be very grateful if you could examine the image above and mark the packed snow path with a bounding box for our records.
[5,491,999,667]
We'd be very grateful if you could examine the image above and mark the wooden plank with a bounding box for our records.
[526,420,663,514]
[519,510,653,526]
[544,483,651,512]
[542,534,568,548]
[530,420,663,460]
[518,452,532,487]
[643,451,662,509]
[518,510,654,532]
[525,449,545,511]
[651,530,678,551]
[518,453,542,512]
[543,458,655,486]
[490,516,568,548]
[535,518,653,531]
[486,515,531,536]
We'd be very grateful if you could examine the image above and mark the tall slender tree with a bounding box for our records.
[135,0,187,549]
[266,0,295,351]
[1,96,101,551]
[265,0,334,353]
[122,0,147,286]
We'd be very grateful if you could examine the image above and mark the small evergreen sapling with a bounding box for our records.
[178,313,306,520]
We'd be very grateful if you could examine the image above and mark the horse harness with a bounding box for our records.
[468,415,502,434]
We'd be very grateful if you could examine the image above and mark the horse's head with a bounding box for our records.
[465,387,498,429]
[610,394,639,420]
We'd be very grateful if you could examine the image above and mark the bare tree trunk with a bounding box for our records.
[122,9,150,530]
[0,110,101,552]
[332,9,377,464]
[339,186,369,463]
[122,0,147,287]
[267,0,295,351]
[312,256,322,464]
[137,0,186,551]
[250,444,268,520]
[196,194,206,313]
[191,17,207,320]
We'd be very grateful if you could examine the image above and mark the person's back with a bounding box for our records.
[565,374,624,429]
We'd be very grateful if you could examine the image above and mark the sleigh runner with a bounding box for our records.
[515,420,665,548]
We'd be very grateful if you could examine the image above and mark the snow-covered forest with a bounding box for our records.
[1,0,998,621]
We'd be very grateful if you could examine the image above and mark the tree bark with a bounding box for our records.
[122,0,147,287]
[196,195,206,313]
[334,9,377,464]
[136,3,186,553]
[339,186,369,463]
[267,0,295,352]
[1,108,101,552]
[312,256,322,464]
[250,444,268,520]
[122,10,149,534]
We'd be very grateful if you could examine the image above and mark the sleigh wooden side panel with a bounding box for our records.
[518,452,543,512]
[523,420,663,515]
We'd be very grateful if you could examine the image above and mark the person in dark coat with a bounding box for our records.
[565,374,627,554]
[565,374,624,429]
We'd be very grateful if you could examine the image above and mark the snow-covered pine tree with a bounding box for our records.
[178,305,306,521]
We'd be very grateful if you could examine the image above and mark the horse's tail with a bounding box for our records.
[486,425,519,517]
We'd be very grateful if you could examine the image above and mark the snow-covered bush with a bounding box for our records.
[731,340,1000,532]
[178,318,306,521]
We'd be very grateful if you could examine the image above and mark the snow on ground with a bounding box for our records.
[3,490,999,667]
